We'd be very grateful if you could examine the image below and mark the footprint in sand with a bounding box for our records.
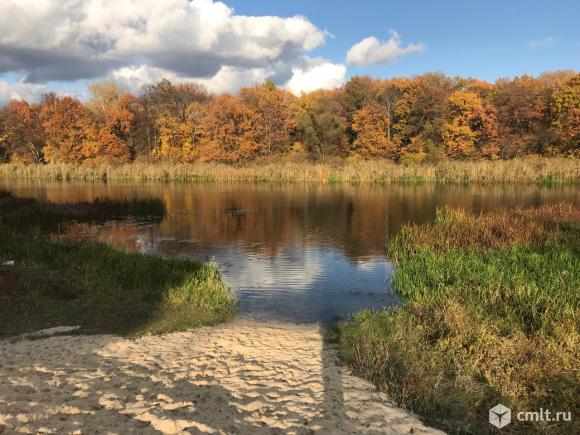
[0,319,444,434]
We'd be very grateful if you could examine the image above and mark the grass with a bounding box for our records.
[338,205,579,434]
[0,191,236,337]
[0,156,578,184]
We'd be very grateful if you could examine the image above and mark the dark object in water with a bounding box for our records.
[225,207,249,215]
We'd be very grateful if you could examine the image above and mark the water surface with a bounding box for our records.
[2,180,578,322]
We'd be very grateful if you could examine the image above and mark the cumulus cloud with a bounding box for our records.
[112,64,274,94]
[0,0,345,95]
[346,29,424,66]
[111,66,180,92]
[528,36,556,49]
[285,58,346,94]
[111,60,345,96]
[0,79,47,104]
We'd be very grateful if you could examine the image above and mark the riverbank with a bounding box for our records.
[0,191,236,337]
[338,204,580,433]
[1,156,579,184]
[0,319,442,434]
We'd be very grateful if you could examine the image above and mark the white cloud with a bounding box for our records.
[0,0,344,95]
[0,80,47,104]
[284,58,346,94]
[528,36,556,49]
[111,65,180,92]
[111,60,346,96]
[346,29,424,66]
[196,66,274,94]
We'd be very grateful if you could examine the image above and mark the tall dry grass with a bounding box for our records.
[0,156,578,184]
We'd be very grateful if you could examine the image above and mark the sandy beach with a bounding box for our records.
[0,319,443,434]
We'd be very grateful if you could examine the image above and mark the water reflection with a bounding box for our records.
[2,180,578,322]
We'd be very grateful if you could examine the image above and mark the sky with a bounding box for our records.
[0,0,578,103]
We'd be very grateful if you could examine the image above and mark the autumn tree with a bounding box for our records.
[0,109,8,162]
[154,111,188,161]
[41,96,98,163]
[0,71,577,165]
[239,81,296,156]
[294,90,346,158]
[195,94,260,163]
[87,80,135,163]
[1,100,45,163]
[142,79,209,159]
[351,105,398,158]
[443,91,499,159]
[394,73,459,159]
[493,75,553,156]
[550,73,580,155]
[143,80,209,121]
[341,76,381,145]
[179,102,206,162]
[376,78,410,145]
[153,100,206,162]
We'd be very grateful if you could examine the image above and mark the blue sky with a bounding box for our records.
[228,0,580,81]
[0,0,578,103]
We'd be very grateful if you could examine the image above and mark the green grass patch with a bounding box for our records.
[396,175,426,184]
[327,175,344,184]
[338,205,579,434]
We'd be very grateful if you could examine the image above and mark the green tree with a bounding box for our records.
[294,90,346,158]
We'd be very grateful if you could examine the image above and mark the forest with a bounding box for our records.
[0,71,578,165]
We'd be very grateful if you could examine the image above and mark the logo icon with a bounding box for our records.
[489,404,512,428]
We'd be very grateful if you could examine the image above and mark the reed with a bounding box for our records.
[339,205,580,434]
[0,156,578,184]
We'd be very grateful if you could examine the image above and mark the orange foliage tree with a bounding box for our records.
[493,75,551,156]
[41,96,98,164]
[2,100,44,163]
[87,81,135,163]
[195,94,260,163]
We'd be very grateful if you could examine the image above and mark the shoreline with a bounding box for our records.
[338,205,579,433]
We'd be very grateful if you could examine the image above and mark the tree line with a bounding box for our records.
[0,72,578,165]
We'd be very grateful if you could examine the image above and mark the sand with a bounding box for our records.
[0,319,444,434]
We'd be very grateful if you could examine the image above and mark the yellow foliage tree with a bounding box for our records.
[239,81,296,156]
[550,73,579,155]
[181,102,206,162]
[443,91,499,159]
[351,105,398,158]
